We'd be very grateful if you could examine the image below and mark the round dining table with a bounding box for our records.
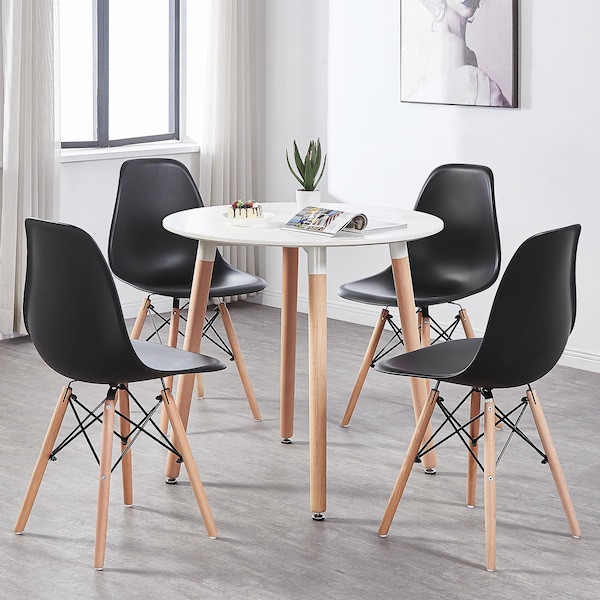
[163,202,443,522]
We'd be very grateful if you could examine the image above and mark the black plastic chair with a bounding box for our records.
[374,224,582,571]
[15,219,227,570]
[109,158,266,424]
[338,164,501,426]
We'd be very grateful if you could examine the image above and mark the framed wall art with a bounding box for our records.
[401,0,518,108]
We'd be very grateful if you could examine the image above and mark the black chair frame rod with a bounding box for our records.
[415,383,550,472]
[46,381,185,472]
[142,296,236,361]
[375,303,467,365]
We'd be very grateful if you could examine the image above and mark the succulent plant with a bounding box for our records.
[286,139,327,192]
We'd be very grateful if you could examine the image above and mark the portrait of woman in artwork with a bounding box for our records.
[401,0,516,107]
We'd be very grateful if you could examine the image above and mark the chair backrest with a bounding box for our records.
[24,219,151,384]
[408,164,501,304]
[108,158,205,292]
[458,224,581,389]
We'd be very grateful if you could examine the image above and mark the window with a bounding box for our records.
[60,0,180,148]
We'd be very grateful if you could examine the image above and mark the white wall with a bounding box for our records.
[261,0,330,306]
[58,0,600,373]
[262,0,600,372]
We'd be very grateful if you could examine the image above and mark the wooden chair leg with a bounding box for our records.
[378,387,440,537]
[94,389,117,570]
[458,307,475,338]
[526,388,581,538]
[483,392,497,572]
[419,309,433,400]
[130,297,151,340]
[340,308,388,427]
[217,302,262,421]
[466,389,481,508]
[419,308,431,347]
[118,387,133,507]
[195,373,205,399]
[14,387,72,534]
[160,302,182,434]
[161,388,218,538]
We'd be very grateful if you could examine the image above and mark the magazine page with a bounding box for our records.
[282,206,367,235]
[344,217,408,233]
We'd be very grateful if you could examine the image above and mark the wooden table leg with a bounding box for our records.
[306,247,327,519]
[389,242,437,472]
[280,247,299,443]
[165,241,216,482]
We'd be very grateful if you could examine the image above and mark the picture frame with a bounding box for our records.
[401,0,518,108]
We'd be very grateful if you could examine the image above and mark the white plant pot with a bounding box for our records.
[296,189,321,210]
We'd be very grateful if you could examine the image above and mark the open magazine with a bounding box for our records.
[282,206,407,236]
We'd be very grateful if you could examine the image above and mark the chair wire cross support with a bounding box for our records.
[370,301,467,367]
[140,298,236,362]
[374,224,582,571]
[48,383,188,473]
[414,385,561,485]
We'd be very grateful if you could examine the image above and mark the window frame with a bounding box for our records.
[61,0,180,149]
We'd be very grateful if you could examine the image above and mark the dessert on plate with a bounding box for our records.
[227,200,263,219]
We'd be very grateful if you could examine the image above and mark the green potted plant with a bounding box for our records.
[286,138,327,209]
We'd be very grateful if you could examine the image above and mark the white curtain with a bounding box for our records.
[191,0,261,281]
[0,0,60,336]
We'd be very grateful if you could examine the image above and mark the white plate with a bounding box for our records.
[222,212,274,227]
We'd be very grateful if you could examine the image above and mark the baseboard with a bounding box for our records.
[121,296,173,320]
[558,347,600,373]
[254,291,600,374]
[122,291,600,374]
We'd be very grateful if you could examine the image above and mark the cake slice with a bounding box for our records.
[227,200,263,219]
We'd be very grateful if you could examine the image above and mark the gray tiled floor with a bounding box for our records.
[1,301,598,599]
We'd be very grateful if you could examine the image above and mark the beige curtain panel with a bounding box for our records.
[192,0,261,293]
[0,0,60,336]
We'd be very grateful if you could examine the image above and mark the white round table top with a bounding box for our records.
[163,202,443,248]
